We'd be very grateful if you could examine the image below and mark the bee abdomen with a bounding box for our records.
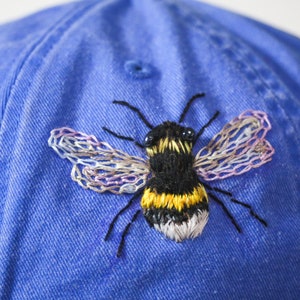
[143,203,209,242]
[141,185,209,242]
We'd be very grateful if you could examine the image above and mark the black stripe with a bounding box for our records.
[143,202,209,226]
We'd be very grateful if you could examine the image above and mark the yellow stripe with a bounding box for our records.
[141,185,208,212]
[146,138,192,156]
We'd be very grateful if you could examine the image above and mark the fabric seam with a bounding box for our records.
[169,0,300,143]
[0,0,100,130]
[0,1,104,297]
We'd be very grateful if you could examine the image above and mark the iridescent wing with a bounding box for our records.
[48,127,150,194]
[194,110,275,181]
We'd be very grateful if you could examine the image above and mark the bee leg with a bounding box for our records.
[201,182,268,227]
[207,192,242,233]
[229,198,267,227]
[104,191,142,241]
[117,210,141,258]
[102,126,144,148]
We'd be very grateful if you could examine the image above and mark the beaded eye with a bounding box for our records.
[182,127,195,142]
[144,133,155,147]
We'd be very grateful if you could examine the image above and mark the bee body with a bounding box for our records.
[141,122,209,241]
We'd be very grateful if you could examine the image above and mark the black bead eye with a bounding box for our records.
[144,133,154,147]
[182,127,195,142]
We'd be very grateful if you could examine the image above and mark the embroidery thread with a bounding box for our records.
[48,93,274,257]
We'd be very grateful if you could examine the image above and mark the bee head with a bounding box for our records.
[144,122,195,156]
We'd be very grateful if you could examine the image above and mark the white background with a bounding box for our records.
[0,0,299,38]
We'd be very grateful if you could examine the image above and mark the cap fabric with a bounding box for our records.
[0,0,299,299]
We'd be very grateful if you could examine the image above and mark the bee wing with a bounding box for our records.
[194,110,275,181]
[48,127,150,194]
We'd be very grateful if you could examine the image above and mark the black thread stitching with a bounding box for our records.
[104,190,143,242]
[179,93,205,123]
[113,100,154,129]
[117,210,141,258]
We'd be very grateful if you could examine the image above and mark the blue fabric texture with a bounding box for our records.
[0,0,299,298]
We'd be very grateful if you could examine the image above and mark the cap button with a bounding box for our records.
[124,60,154,79]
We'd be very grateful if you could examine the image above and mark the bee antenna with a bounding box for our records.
[113,100,154,129]
[195,110,219,142]
[179,93,205,123]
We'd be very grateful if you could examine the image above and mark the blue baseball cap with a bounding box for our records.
[0,0,299,299]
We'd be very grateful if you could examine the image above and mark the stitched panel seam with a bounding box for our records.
[167,0,300,144]
[0,0,100,129]
[0,1,105,298]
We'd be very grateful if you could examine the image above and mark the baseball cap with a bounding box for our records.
[0,0,299,298]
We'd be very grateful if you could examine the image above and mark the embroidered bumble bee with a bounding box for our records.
[48,93,274,257]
